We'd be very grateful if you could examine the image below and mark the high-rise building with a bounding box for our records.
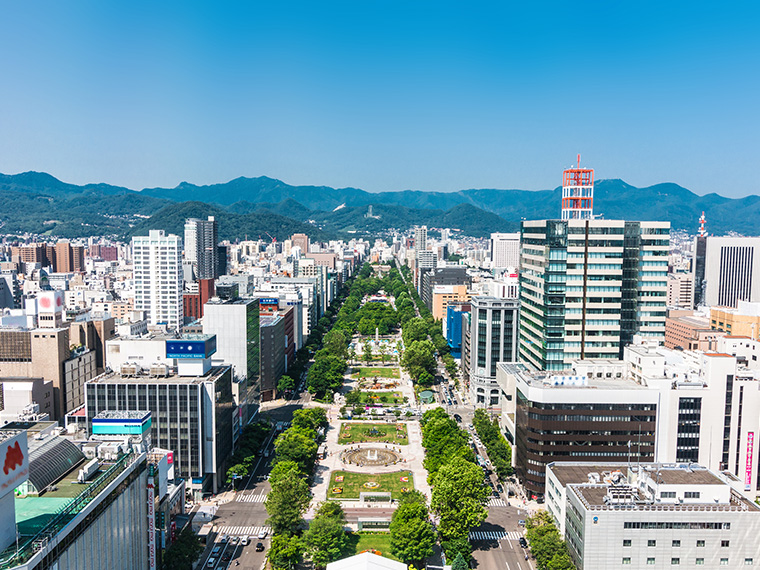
[490,232,520,269]
[560,154,594,220]
[666,272,694,308]
[184,216,219,280]
[132,230,183,331]
[291,233,310,255]
[467,296,519,407]
[692,211,708,307]
[519,219,669,371]
[414,226,428,255]
[701,237,760,308]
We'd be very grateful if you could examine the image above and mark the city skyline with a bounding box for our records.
[0,2,757,198]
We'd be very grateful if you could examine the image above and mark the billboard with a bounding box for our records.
[166,336,217,359]
[1,433,29,498]
[746,432,754,491]
[258,298,280,306]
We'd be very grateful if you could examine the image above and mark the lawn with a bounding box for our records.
[352,367,400,379]
[339,422,408,445]
[328,470,414,500]
[357,391,405,405]
[346,532,398,561]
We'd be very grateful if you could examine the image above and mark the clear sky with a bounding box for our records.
[0,1,758,197]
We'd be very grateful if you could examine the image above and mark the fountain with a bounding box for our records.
[366,449,378,461]
[341,446,401,467]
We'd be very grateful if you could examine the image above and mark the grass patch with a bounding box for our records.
[346,532,398,561]
[356,391,405,405]
[339,422,408,445]
[352,367,400,379]
[328,470,413,500]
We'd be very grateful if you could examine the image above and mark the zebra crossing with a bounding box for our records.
[237,492,267,503]
[217,525,271,537]
[468,530,522,541]
[487,497,507,507]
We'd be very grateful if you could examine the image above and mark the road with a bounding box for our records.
[196,389,312,570]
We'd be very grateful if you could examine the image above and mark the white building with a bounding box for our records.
[132,230,183,331]
[667,272,694,308]
[546,461,760,570]
[703,237,760,308]
[490,232,520,269]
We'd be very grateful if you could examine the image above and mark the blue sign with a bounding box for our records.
[259,298,279,305]
[166,336,217,359]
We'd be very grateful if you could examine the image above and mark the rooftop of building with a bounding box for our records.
[92,410,150,421]
[205,296,255,305]
[499,362,646,391]
[89,365,229,385]
[260,314,283,326]
[669,315,712,328]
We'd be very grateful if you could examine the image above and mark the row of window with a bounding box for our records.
[624,539,724,547]
[622,558,745,565]
[624,522,729,530]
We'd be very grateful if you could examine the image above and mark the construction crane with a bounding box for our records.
[266,232,277,243]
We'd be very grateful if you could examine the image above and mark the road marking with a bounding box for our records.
[237,492,267,503]
[217,525,271,537]
[468,530,522,541]
[487,498,507,507]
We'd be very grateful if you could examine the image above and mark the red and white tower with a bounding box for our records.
[561,154,594,220]
[698,211,707,237]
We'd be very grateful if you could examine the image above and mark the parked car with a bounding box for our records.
[519,537,528,548]
[497,484,504,493]
[518,520,526,527]
[256,542,265,552]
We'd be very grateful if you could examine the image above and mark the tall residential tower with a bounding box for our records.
[132,230,183,331]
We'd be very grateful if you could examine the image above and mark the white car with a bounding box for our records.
[241,536,249,546]
[258,530,268,539]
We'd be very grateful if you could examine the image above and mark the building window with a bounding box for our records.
[672,540,681,547]
[746,560,754,566]
[672,559,680,565]
[721,559,729,566]
[696,540,705,547]
[696,559,704,566]
[622,558,631,565]
[722,541,730,548]
[623,540,632,547]
[648,540,657,547]
[685,491,701,499]
[647,559,655,565]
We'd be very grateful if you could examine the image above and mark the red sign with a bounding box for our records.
[3,442,23,475]
[167,452,173,465]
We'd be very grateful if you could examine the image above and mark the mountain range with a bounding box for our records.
[0,172,757,240]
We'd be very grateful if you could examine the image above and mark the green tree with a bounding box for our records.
[269,460,303,485]
[292,407,328,434]
[402,317,429,345]
[162,527,203,570]
[431,457,489,541]
[268,534,305,570]
[274,429,319,474]
[451,552,468,570]
[278,375,296,395]
[265,472,311,535]
[304,502,349,568]
[401,340,436,383]
[389,501,435,565]
[226,463,248,485]
[440,536,471,564]
[345,390,362,405]
[323,329,349,359]
[363,340,373,364]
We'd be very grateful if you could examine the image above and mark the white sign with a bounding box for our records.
[0,433,29,498]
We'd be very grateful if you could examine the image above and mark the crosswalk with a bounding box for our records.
[487,497,507,507]
[217,525,271,537]
[237,492,267,503]
[469,530,522,541]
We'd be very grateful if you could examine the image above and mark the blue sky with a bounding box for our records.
[0,1,757,197]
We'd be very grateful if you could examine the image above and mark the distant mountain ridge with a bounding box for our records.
[1,171,758,237]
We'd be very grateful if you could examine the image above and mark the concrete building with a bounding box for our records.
[0,378,54,423]
[184,216,219,280]
[665,312,725,350]
[86,357,234,496]
[701,237,760,308]
[183,277,215,320]
[132,230,183,331]
[711,301,760,341]
[431,283,470,321]
[414,226,427,255]
[490,232,520,269]
[468,296,519,408]
[666,272,694,308]
[259,315,285,401]
[546,462,760,570]
[445,302,470,359]
[519,219,669,371]
[203,298,260,426]
[291,233,310,255]
[420,266,469,312]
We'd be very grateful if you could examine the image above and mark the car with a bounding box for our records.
[231,536,239,544]
[497,484,504,493]
[518,520,526,526]
[453,414,462,422]
[212,546,222,555]
[519,537,528,548]
[241,536,249,546]
[222,552,232,562]
[492,490,499,498]
[487,480,494,488]
[256,542,265,552]
[207,558,216,567]
[258,530,268,539]
[508,490,516,497]
[220,534,228,544]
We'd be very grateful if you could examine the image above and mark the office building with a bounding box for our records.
[203,298,260,425]
[701,237,760,308]
[132,230,183,331]
[468,296,519,407]
[519,219,669,371]
[445,302,470,359]
[54,242,85,273]
[546,462,760,570]
[420,266,469,312]
[665,311,725,350]
[490,232,520,269]
[184,216,219,280]
[666,272,694,308]
[291,233,310,255]
[259,315,285,401]
[710,301,760,340]
[431,284,470,321]
[414,226,428,255]
[86,336,234,496]
[183,278,215,320]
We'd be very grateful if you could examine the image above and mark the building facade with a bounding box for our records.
[490,232,520,269]
[184,216,219,280]
[519,219,669,371]
[132,230,183,331]
[702,237,760,308]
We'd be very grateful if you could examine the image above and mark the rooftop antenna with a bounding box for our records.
[698,212,707,238]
